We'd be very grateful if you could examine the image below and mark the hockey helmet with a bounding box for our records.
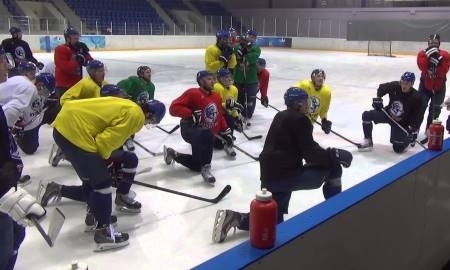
[257,58,266,66]
[141,99,166,124]
[17,61,36,75]
[216,29,230,40]
[196,70,214,84]
[100,84,128,98]
[246,29,258,37]
[428,33,440,47]
[400,71,415,83]
[35,73,55,97]
[311,68,326,80]
[86,60,104,74]
[284,87,309,107]
[9,27,21,36]
[64,26,79,40]
[137,65,151,77]
[217,68,231,78]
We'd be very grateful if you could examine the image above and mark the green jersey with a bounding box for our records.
[117,76,155,102]
[233,44,261,84]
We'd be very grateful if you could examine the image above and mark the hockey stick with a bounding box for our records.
[241,130,262,140]
[214,134,260,161]
[257,98,363,148]
[133,180,232,203]
[155,124,180,134]
[381,108,427,150]
[29,208,65,247]
[132,139,163,156]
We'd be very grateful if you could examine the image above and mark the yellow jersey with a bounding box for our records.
[294,79,331,121]
[60,76,106,106]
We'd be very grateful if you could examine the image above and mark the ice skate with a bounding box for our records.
[201,164,216,184]
[115,193,142,213]
[18,175,31,187]
[212,210,242,243]
[163,145,176,165]
[94,224,129,252]
[224,144,236,157]
[38,181,62,207]
[358,138,373,152]
[48,144,65,167]
[85,210,118,232]
[123,138,135,152]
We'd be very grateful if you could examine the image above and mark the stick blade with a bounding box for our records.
[47,208,65,246]
[212,185,232,203]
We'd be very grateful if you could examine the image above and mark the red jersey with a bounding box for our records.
[169,87,228,134]
[417,48,450,91]
[54,43,93,88]
[230,36,240,47]
[258,68,270,98]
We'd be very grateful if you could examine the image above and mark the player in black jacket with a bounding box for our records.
[359,72,422,153]
[1,27,43,77]
[211,87,353,243]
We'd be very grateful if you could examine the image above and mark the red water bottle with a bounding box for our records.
[428,119,444,151]
[250,188,277,249]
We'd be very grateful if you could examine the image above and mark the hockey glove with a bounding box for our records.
[425,46,440,59]
[260,96,269,108]
[329,148,353,168]
[36,62,44,70]
[75,54,86,66]
[221,45,233,60]
[321,118,332,134]
[429,55,443,67]
[192,110,202,128]
[0,187,46,227]
[232,115,244,133]
[372,97,383,111]
[219,55,228,65]
[76,42,90,54]
[219,128,234,146]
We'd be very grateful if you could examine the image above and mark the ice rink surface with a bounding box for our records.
[15,48,449,269]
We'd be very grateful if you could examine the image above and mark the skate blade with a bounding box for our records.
[357,147,373,152]
[212,210,226,243]
[36,180,47,203]
[48,143,57,165]
[115,205,141,214]
[94,240,129,252]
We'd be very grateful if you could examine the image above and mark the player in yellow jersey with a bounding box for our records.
[293,69,332,134]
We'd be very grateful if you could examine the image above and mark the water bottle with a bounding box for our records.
[428,119,444,151]
[249,188,277,249]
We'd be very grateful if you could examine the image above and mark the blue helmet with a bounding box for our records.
[35,73,55,92]
[141,99,166,124]
[217,68,231,78]
[17,61,36,74]
[64,26,79,40]
[196,70,213,84]
[9,27,21,36]
[246,29,258,37]
[284,87,309,107]
[216,29,230,39]
[257,58,266,66]
[86,60,104,74]
[401,72,415,83]
[100,84,128,97]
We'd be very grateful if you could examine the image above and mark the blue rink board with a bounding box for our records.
[193,139,450,270]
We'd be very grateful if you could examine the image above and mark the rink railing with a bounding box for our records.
[193,138,450,269]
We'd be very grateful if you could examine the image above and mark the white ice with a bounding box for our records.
[15,48,448,270]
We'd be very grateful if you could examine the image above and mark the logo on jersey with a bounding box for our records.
[14,46,26,60]
[389,101,404,118]
[31,98,43,112]
[136,91,149,105]
[203,103,218,129]
[309,96,320,115]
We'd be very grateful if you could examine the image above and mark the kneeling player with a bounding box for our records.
[359,72,421,153]
[212,87,352,243]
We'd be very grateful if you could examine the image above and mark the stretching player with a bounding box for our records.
[416,34,450,143]
[117,65,156,151]
[205,30,237,74]
[164,71,234,184]
[0,47,45,270]
[212,87,352,243]
[213,68,244,141]
[359,72,421,153]
[293,68,332,134]
[41,95,164,251]
[233,29,261,125]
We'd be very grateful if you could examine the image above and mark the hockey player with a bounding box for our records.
[359,72,421,153]
[117,65,156,151]
[213,68,244,135]
[1,27,44,77]
[229,27,240,47]
[212,87,352,243]
[164,71,234,184]
[256,58,270,108]
[233,29,261,125]
[45,95,164,251]
[205,30,237,74]
[0,47,46,270]
[54,26,93,98]
[117,65,155,102]
[416,34,450,143]
[293,69,332,134]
